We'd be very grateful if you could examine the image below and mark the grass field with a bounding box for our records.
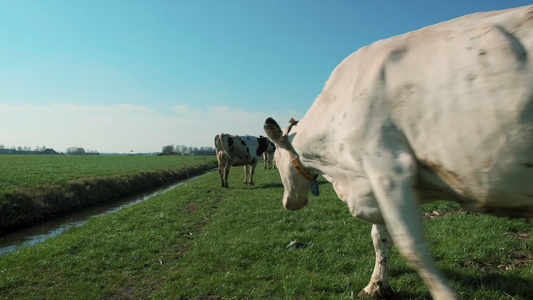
[0,155,217,233]
[0,155,215,192]
[0,166,531,299]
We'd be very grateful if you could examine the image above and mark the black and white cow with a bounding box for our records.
[263,150,275,169]
[214,134,273,188]
[261,135,276,169]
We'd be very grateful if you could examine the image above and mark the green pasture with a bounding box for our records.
[0,166,531,299]
[0,155,216,192]
[0,155,217,233]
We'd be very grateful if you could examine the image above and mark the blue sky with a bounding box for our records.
[1,1,530,153]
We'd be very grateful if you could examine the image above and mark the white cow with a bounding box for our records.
[215,134,273,188]
[264,5,533,300]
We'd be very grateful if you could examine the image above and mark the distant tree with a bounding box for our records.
[0,145,4,150]
[67,147,86,155]
[161,145,176,155]
[86,149,100,155]
[175,145,188,155]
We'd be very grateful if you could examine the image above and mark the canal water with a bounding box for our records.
[0,172,207,257]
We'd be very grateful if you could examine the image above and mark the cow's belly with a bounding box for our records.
[231,156,258,167]
[396,77,533,217]
[414,137,533,218]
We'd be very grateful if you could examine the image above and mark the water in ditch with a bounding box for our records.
[0,173,205,257]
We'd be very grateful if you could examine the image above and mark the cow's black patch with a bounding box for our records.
[241,140,246,146]
[228,137,234,147]
[246,147,250,154]
[257,137,268,156]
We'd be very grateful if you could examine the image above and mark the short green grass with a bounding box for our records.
[0,166,531,299]
[0,155,217,232]
[0,155,214,192]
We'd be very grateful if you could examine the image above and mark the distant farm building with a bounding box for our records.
[0,148,62,155]
[192,149,216,156]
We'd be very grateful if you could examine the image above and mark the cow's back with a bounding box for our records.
[299,5,533,215]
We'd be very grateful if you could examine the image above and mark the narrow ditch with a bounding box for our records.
[0,171,210,257]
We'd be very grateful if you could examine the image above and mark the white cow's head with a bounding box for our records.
[264,117,313,210]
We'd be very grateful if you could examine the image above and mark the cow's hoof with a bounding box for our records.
[357,286,394,299]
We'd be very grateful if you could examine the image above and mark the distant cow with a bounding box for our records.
[264,5,533,300]
[214,134,273,188]
[263,150,275,169]
[262,136,276,169]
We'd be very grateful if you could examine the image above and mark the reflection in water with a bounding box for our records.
[0,173,204,257]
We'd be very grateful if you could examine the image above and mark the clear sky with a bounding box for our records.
[1,1,530,153]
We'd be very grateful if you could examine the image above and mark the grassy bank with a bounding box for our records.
[0,155,217,233]
[0,167,531,299]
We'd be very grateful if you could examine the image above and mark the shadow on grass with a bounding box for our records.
[261,183,284,189]
[386,266,531,299]
[446,268,533,298]
[260,179,329,189]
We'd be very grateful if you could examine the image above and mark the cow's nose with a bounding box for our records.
[283,196,308,210]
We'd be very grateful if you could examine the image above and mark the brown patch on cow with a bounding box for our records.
[418,159,473,199]
[419,160,461,187]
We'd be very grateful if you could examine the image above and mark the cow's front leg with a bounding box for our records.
[358,224,393,299]
[364,148,458,300]
[248,162,259,185]
[249,165,256,185]
[243,165,250,184]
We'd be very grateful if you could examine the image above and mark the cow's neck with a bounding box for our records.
[290,109,339,177]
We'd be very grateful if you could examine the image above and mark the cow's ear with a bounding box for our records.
[264,117,288,147]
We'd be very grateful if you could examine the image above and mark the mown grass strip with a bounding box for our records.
[0,167,531,299]
[0,156,217,233]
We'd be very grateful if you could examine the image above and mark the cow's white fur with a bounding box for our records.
[264,5,533,299]
[215,134,274,188]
